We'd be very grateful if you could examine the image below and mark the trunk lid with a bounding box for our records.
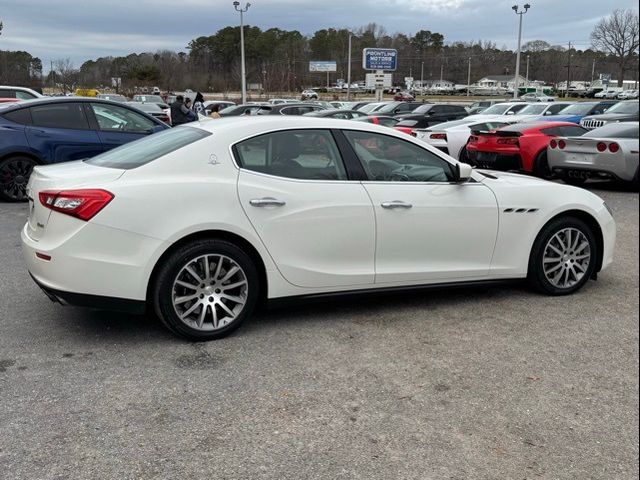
[26,161,125,241]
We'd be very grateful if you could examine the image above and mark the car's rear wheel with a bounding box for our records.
[533,151,553,179]
[153,239,259,340]
[528,217,597,295]
[0,156,37,202]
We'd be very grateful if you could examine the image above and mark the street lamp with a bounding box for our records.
[233,1,251,104]
[511,3,530,99]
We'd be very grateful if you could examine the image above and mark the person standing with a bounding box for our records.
[193,92,205,115]
[170,95,191,126]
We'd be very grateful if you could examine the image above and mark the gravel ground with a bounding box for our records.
[0,182,637,480]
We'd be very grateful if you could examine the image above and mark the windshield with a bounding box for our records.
[135,95,163,103]
[605,101,639,114]
[557,103,595,115]
[481,104,511,115]
[358,103,385,113]
[375,103,402,113]
[518,104,548,115]
[86,127,211,169]
[412,104,434,114]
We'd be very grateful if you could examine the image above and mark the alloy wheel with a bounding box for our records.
[1,158,34,201]
[171,254,248,331]
[542,228,591,289]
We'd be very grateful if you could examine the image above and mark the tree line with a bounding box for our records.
[1,9,637,94]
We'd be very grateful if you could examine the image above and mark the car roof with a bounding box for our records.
[183,115,422,140]
[500,121,580,132]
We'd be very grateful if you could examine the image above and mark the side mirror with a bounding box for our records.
[456,163,473,182]
[506,111,515,115]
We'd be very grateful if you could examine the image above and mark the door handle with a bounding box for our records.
[381,201,413,209]
[249,197,286,207]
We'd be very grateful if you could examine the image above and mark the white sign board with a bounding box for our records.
[309,61,337,72]
[111,77,121,87]
[366,73,392,89]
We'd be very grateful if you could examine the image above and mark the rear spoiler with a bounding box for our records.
[470,129,522,137]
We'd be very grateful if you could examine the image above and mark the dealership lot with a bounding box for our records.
[0,183,638,479]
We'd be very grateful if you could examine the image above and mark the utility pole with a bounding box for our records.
[440,62,444,84]
[467,57,472,97]
[591,58,596,83]
[420,61,424,94]
[512,4,531,99]
[566,41,572,98]
[346,33,352,101]
[233,1,251,104]
[525,55,530,83]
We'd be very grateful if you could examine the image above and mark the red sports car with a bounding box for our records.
[464,121,587,177]
[355,115,415,136]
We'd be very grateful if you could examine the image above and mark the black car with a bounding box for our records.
[580,100,639,130]
[303,109,367,119]
[373,101,425,116]
[394,104,468,128]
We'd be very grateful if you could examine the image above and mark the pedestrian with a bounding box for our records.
[193,92,205,114]
[209,104,221,119]
[170,95,192,126]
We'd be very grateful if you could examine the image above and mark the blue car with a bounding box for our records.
[533,101,618,124]
[0,97,169,201]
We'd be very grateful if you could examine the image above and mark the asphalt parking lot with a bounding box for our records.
[0,182,638,480]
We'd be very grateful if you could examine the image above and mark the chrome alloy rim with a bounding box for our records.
[543,228,591,289]
[172,254,248,331]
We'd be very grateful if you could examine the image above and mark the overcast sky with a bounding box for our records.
[1,0,637,69]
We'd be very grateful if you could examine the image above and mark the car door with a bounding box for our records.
[340,129,499,284]
[235,129,376,288]
[88,102,159,151]
[25,102,103,164]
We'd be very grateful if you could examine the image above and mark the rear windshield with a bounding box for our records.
[518,104,548,115]
[584,123,639,138]
[86,126,211,169]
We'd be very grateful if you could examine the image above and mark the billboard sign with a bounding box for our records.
[362,48,397,71]
[309,61,337,72]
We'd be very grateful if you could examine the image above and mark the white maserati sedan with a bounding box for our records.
[22,117,616,340]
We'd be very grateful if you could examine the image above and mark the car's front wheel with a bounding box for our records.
[152,239,259,340]
[528,217,597,295]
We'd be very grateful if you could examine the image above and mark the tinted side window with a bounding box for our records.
[559,126,588,136]
[0,89,15,98]
[280,107,299,115]
[541,127,562,136]
[547,104,569,115]
[30,103,89,130]
[235,130,348,181]
[90,103,155,133]
[343,130,455,182]
[3,108,32,125]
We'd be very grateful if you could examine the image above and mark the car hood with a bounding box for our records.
[581,113,638,121]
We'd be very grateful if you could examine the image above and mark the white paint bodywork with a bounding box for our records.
[22,116,616,303]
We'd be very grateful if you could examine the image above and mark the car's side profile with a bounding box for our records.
[22,117,615,341]
[0,98,169,201]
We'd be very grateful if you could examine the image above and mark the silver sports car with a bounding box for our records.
[548,122,639,185]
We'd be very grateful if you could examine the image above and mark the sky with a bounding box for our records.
[0,0,637,70]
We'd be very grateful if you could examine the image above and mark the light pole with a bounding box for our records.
[346,33,352,101]
[233,1,251,104]
[467,57,472,97]
[525,54,530,83]
[511,3,530,99]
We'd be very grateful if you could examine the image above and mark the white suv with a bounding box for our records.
[0,85,43,100]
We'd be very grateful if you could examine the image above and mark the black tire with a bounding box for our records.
[0,156,37,202]
[152,239,259,341]
[561,173,587,186]
[528,216,597,296]
[533,151,553,179]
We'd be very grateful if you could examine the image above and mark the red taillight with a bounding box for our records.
[549,139,558,149]
[497,137,519,145]
[39,189,114,221]
[430,133,447,140]
[558,140,566,149]
[609,142,620,153]
[597,142,607,152]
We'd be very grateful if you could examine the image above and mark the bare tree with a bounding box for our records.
[53,58,80,93]
[590,9,639,86]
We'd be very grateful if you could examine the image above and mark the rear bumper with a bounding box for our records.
[467,150,523,171]
[30,273,146,314]
[549,152,638,182]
